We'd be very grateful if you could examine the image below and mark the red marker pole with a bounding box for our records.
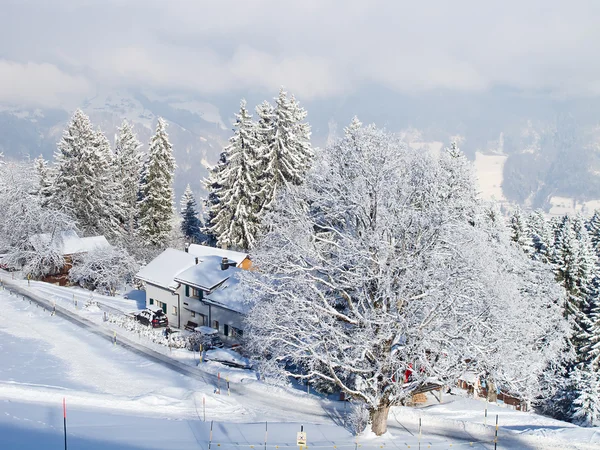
[63,397,68,450]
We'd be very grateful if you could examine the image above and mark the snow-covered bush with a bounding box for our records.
[106,314,188,348]
[0,161,76,277]
[69,246,139,295]
[346,402,369,435]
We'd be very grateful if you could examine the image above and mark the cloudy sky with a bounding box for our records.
[1,0,599,109]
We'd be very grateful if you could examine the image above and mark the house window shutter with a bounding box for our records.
[185,285,189,297]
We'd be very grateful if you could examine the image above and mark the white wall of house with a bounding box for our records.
[181,291,245,338]
[145,283,185,329]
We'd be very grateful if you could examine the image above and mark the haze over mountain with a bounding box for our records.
[2,0,600,211]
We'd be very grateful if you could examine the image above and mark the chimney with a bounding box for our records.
[195,257,199,265]
[221,257,229,271]
[221,243,228,251]
[184,243,190,253]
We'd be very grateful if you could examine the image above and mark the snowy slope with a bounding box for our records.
[1,279,599,449]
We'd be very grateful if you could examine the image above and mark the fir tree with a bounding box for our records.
[138,118,176,247]
[588,210,600,256]
[528,210,554,263]
[509,207,531,253]
[259,89,313,211]
[210,100,262,250]
[34,155,53,207]
[571,362,600,426]
[114,120,143,236]
[180,184,202,244]
[344,116,363,137]
[52,110,121,237]
[202,151,226,247]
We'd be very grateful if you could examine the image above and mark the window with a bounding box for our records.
[231,327,243,339]
[190,310,196,318]
[149,298,154,305]
[191,288,203,299]
[172,306,178,316]
[212,320,219,331]
[155,300,167,314]
[223,324,229,336]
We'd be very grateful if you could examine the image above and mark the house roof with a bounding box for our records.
[29,230,110,256]
[174,255,239,291]
[187,244,249,266]
[204,271,251,315]
[136,248,197,290]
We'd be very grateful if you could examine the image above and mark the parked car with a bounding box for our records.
[204,348,253,369]
[135,309,168,328]
[188,326,224,351]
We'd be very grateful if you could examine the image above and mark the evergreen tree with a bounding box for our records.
[202,151,226,247]
[259,89,313,211]
[114,120,143,235]
[587,210,600,256]
[344,116,363,137]
[180,184,202,243]
[52,110,121,237]
[509,207,531,253]
[34,155,53,207]
[528,210,554,263]
[138,118,176,247]
[571,362,600,426]
[210,100,262,250]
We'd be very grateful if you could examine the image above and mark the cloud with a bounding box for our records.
[1,0,600,107]
[0,60,92,108]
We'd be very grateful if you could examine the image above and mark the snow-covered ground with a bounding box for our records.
[1,278,599,449]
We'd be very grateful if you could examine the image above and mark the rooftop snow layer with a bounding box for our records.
[29,230,110,255]
[205,272,251,315]
[136,248,197,290]
[174,255,238,291]
[187,244,249,265]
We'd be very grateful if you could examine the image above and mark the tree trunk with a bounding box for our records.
[486,378,497,402]
[370,403,390,436]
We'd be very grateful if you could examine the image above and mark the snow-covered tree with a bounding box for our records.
[528,210,555,263]
[258,89,313,211]
[0,161,76,277]
[242,125,570,435]
[69,245,139,295]
[587,210,600,256]
[114,120,143,236]
[138,118,176,247]
[571,362,600,426]
[51,110,122,237]
[509,207,531,253]
[180,184,202,244]
[210,100,262,250]
[34,155,53,207]
[202,151,227,247]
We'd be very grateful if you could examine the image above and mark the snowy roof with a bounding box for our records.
[187,244,249,266]
[136,248,197,290]
[174,255,238,291]
[204,271,252,315]
[29,230,110,256]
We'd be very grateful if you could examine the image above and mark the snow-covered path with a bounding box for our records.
[1,278,599,448]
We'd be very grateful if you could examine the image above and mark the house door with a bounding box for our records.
[161,303,167,314]
[223,324,229,336]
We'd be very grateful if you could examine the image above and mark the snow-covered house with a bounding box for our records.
[135,248,248,338]
[29,230,111,284]
[186,244,252,270]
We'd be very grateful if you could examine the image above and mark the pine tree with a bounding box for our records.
[528,210,554,263]
[114,120,143,236]
[138,118,176,247]
[202,151,226,247]
[344,116,363,137]
[210,100,262,250]
[34,155,53,207]
[509,207,531,253]
[52,110,121,237]
[259,89,313,211]
[588,210,600,256]
[180,184,202,244]
[571,362,600,426]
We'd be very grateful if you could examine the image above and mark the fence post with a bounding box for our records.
[418,417,422,450]
[208,420,213,450]
[203,395,206,422]
[494,414,499,450]
[484,399,488,426]
[264,421,268,450]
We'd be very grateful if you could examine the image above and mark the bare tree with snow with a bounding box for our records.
[242,123,570,435]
